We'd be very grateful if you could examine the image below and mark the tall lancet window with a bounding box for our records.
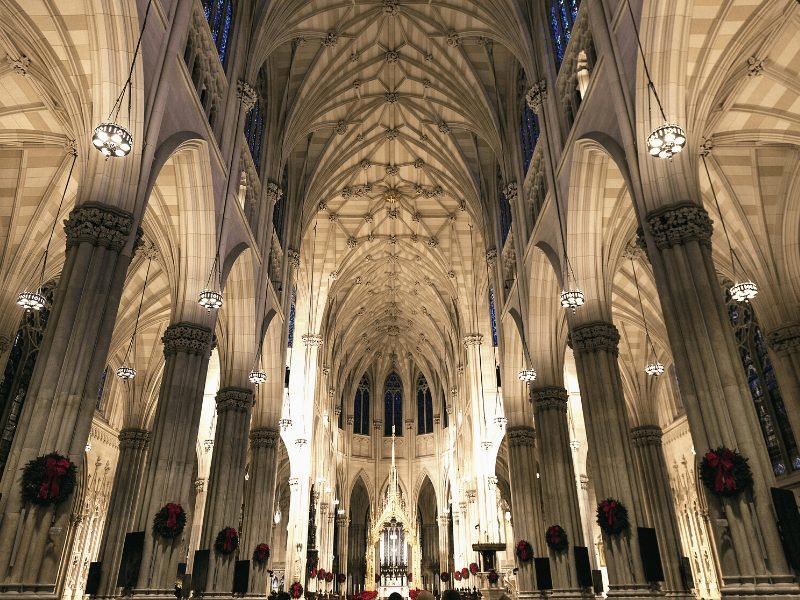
[416,374,433,434]
[202,0,235,66]
[549,0,580,69]
[353,375,370,435]
[726,290,799,475]
[384,372,403,436]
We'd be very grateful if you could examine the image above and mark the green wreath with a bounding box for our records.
[214,526,239,555]
[545,525,568,552]
[153,503,186,539]
[253,542,270,566]
[21,452,77,506]
[289,582,304,599]
[699,447,753,498]
[596,498,629,536]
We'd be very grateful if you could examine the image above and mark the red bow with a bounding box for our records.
[38,457,71,500]
[706,449,737,493]
[166,503,182,528]
[222,527,237,552]
[602,501,617,525]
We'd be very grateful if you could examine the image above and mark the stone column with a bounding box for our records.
[437,514,449,585]
[133,322,214,595]
[630,426,692,599]
[284,476,308,584]
[570,321,655,598]
[188,478,207,563]
[505,426,540,594]
[767,323,800,445]
[531,387,586,596]
[644,203,799,596]
[199,387,254,595]
[242,427,280,594]
[97,428,150,596]
[336,515,349,592]
[0,203,138,592]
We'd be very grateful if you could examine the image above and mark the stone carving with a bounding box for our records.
[385,128,399,140]
[288,248,300,268]
[9,54,31,76]
[746,56,764,77]
[767,322,800,354]
[216,387,254,412]
[118,428,149,450]
[503,182,518,203]
[237,80,257,110]
[385,92,399,103]
[266,181,283,205]
[162,322,213,357]
[335,120,348,134]
[630,425,663,447]
[570,321,620,355]
[446,30,460,47]
[507,426,536,447]
[64,202,135,252]
[250,428,280,448]
[385,50,400,63]
[302,333,324,347]
[463,333,483,347]
[486,248,497,268]
[437,121,450,134]
[531,386,568,412]
[525,80,548,113]
[383,0,400,15]
[646,202,713,249]
[322,31,338,47]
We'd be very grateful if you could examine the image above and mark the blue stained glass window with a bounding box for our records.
[549,0,581,70]
[287,285,296,347]
[489,288,498,347]
[416,374,433,434]
[520,104,539,174]
[244,100,266,171]
[727,291,799,475]
[384,372,403,436]
[202,0,235,66]
[354,375,370,435]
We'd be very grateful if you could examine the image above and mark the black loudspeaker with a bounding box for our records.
[117,531,145,589]
[233,560,250,594]
[192,550,210,593]
[679,556,694,591]
[591,569,604,594]
[534,557,552,590]
[85,561,102,595]
[637,527,665,582]
[771,487,800,570]
[573,546,593,588]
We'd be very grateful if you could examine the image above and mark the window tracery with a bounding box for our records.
[416,374,433,434]
[202,0,235,66]
[384,372,403,436]
[354,375,370,435]
[549,0,580,69]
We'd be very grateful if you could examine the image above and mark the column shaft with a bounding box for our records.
[505,426,540,592]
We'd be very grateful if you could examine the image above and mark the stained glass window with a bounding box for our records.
[416,374,433,434]
[244,99,265,171]
[354,375,370,435]
[549,0,581,69]
[726,291,800,475]
[384,372,403,436]
[202,0,235,66]
[287,285,296,348]
[489,288,498,347]
[520,104,539,174]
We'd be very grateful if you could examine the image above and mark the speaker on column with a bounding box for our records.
[679,556,694,591]
[637,527,665,582]
[192,550,210,593]
[116,531,145,589]
[233,560,250,594]
[591,570,603,594]
[85,561,102,595]
[771,486,800,569]
[573,546,593,589]
[534,557,552,590]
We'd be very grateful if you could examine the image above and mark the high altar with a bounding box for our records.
[366,428,421,597]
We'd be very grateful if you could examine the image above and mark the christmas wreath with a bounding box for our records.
[289,582,304,599]
[440,572,450,583]
[253,542,270,565]
[338,573,346,584]
[461,567,469,579]
[311,568,318,579]
[454,571,462,581]
[487,570,499,585]
[700,447,753,498]
[325,572,333,583]
[545,525,568,552]
[515,540,533,563]
[317,568,326,581]
[153,502,186,539]
[469,562,478,575]
[214,526,239,555]
[21,452,77,506]
[596,498,629,535]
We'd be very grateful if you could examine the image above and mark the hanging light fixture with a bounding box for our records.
[630,256,663,377]
[92,0,153,158]
[18,150,78,312]
[116,253,154,381]
[701,154,758,302]
[623,0,686,160]
[554,184,584,313]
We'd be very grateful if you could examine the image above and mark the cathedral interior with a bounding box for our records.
[0,0,799,599]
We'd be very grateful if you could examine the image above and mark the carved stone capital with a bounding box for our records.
[570,321,620,356]
[215,387,254,412]
[0,335,11,355]
[64,202,135,252]
[525,80,548,113]
[503,182,518,203]
[767,322,800,354]
[433,415,441,425]
[463,333,483,347]
[337,515,349,527]
[486,248,497,268]
[645,202,713,250]
[118,428,149,451]
[438,515,449,527]
[507,426,536,447]
[289,476,300,490]
[346,415,354,425]
[162,322,214,357]
[266,181,283,206]
[195,478,206,493]
[237,79,258,111]
[288,248,300,268]
[302,333,323,347]
[531,386,568,413]
[373,420,383,430]
[630,425,663,447]
[250,427,280,449]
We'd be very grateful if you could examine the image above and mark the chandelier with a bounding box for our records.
[630,256,663,377]
[644,361,665,377]
[560,288,585,313]
[116,253,154,381]
[249,370,267,385]
[517,369,537,383]
[17,291,46,312]
[92,0,153,158]
[198,285,223,312]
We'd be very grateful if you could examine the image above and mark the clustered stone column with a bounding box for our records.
[133,322,214,594]
[531,386,586,595]
[504,425,541,594]
[336,515,349,592]
[570,321,654,598]
[97,428,150,596]
[241,427,280,593]
[199,387,254,594]
[437,514,449,584]
[0,202,138,591]
[643,203,799,595]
